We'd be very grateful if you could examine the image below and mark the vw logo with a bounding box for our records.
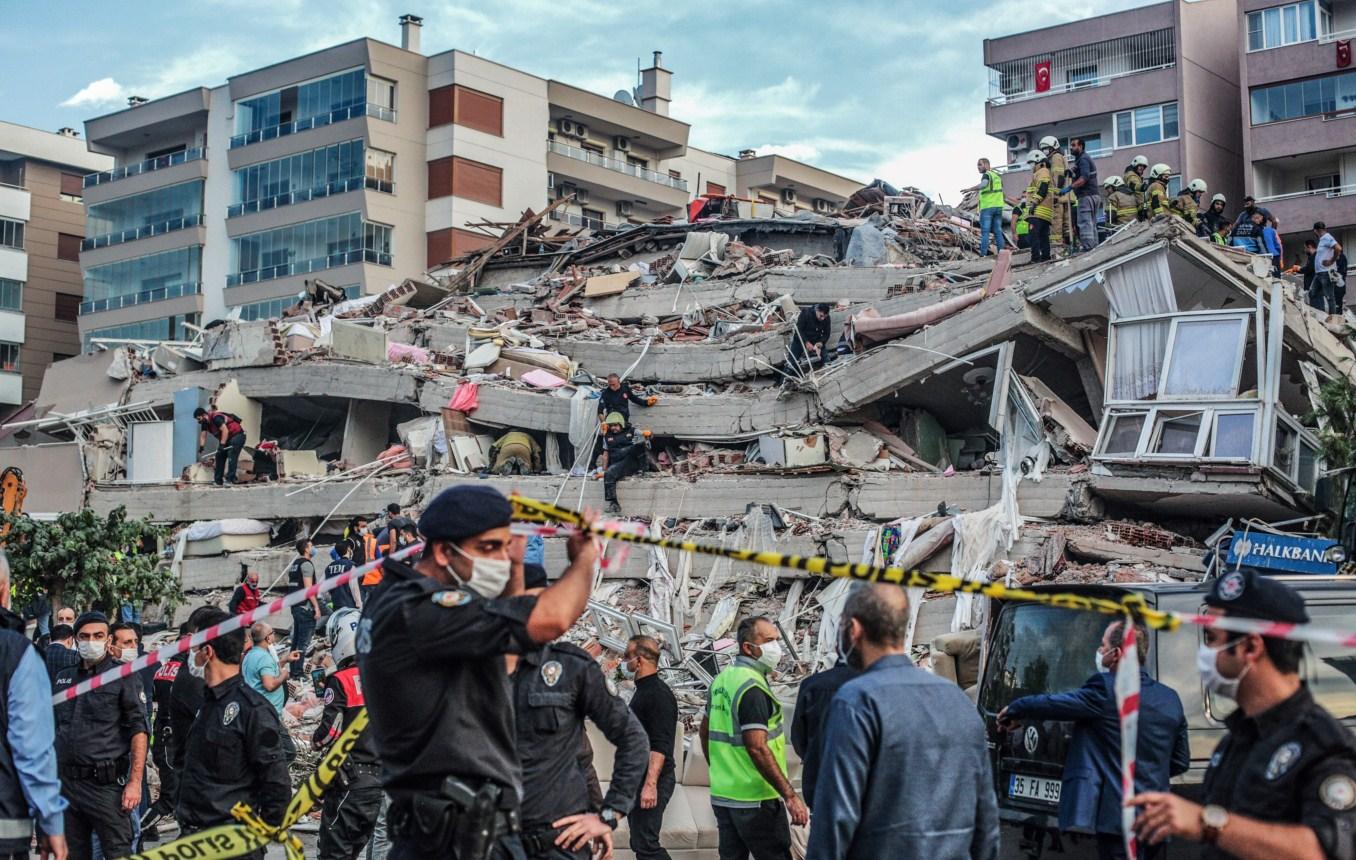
[1023,725,1040,755]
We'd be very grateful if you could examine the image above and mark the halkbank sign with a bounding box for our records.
[1225,530,1344,575]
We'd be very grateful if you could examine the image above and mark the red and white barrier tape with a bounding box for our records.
[510,519,646,571]
[1115,622,1141,860]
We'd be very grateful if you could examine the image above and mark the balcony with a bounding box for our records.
[0,183,29,224]
[83,148,205,189]
[549,210,619,232]
[229,103,395,150]
[547,140,687,191]
[80,281,202,315]
[226,248,392,287]
[81,214,205,251]
[228,176,394,218]
[1255,184,1356,233]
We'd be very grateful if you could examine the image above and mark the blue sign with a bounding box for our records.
[1225,530,1342,575]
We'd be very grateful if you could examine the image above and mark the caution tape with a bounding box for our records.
[510,494,1356,648]
[55,546,423,705]
[509,518,647,571]
[117,707,369,860]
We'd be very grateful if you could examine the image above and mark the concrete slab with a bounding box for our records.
[762,262,989,306]
[0,443,85,514]
[36,352,129,416]
[88,475,408,522]
[853,472,1078,521]
[584,279,767,322]
[1089,473,1301,520]
[331,321,390,364]
[554,330,789,384]
[202,320,279,369]
[133,364,421,409]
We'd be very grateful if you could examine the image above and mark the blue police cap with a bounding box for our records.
[73,610,109,635]
[418,485,513,543]
[1205,569,1309,624]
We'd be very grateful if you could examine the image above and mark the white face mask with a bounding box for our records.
[113,645,137,664]
[755,640,783,673]
[1197,640,1250,700]
[77,640,107,663]
[188,648,207,679]
[447,543,512,599]
[1094,649,1108,674]
[620,658,637,679]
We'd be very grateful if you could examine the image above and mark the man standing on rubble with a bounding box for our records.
[1123,156,1149,215]
[357,485,600,860]
[787,304,833,374]
[701,616,806,860]
[623,635,680,860]
[1023,150,1055,264]
[286,538,320,685]
[1040,137,1073,254]
[961,158,1005,257]
[193,407,246,487]
[601,413,649,515]
[597,374,656,424]
[1069,138,1100,252]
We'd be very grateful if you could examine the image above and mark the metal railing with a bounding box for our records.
[80,281,201,315]
[1256,183,1356,204]
[225,248,391,287]
[547,140,688,191]
[988,29,1176,105]
[549,210,617,231]
[81,213,205,250]
[229,103,395,149]
[994,146,1116,174]
[227,175,393,218]
[83,148,205,188]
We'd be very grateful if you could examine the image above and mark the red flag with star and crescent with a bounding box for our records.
[1035,61,1052,92]
[1338,40,1352,69]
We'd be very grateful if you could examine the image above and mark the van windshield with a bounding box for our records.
[980,603,1121,713]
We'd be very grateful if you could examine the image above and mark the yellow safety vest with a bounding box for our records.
[706,659,787,805]
[1147,180,1169,216]
[1025,166,1054,222]
[978,170,1005,211]
[1123,170,1145,205]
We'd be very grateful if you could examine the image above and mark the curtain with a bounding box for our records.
[1104,251,1177,400]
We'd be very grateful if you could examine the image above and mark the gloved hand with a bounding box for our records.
[646,396,658,406]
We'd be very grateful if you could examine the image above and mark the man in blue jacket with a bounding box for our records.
[998,618,1189,860]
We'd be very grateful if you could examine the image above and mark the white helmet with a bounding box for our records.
[1187,179,1207,194]
[1103,175,1125,189]
[1130,155,1149,169]
[1025,149,1047,166]
[1211,193,1227,204]
[327,607,362,667]
[1149,163,1173,180]
[1038,135,1061,151]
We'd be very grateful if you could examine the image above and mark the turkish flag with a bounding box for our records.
[1339,40,1352,69]
[1035,61,1052,92]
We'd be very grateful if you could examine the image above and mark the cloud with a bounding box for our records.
[59,77,126,108]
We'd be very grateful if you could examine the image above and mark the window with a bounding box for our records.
[1114,102,1179,147]
[0,279,21,312]
[1247,0,1319,51]
[627,156,649,169]
[1067,65,1099,88]
[1150,411,1205,456]
[1274,419,1298,476]
[367,76,395,111]
[59,172,84,201]
[706,182,726,196]
[1100,413,1147,455]
[85,180,204,246]
[232,69,371,145]
[979,604,1124,711]
[1307,174,1340,191]
[365,149,395,192]
[1160,316,1249,399]
[1212,412,1255,458]
[1304,604,1356,719]
[54,292,80,322]
[146,144,187,160]
[0,342,18,373]
[668,169,682,180]
[230,140,369,215]
[57,233,81,261]
[83,313,200,351]
[0,218,23,250]
[82,246,201,310]
[1250,71,1356,124]
[228,212,391,286]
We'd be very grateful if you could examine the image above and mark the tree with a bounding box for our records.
[0,506,180,615]
[1309,376,1356,540]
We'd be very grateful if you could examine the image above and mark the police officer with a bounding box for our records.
[52,612,148,860]
[601,413,649,515]
[358,485,600,860]
[314,609,383,860]
[143,621,190,833]
[513,638,648,859]
[597,374,655,424]
[176,608,291,852]
[1129,570,1356,859]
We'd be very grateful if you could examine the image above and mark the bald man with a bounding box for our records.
[808,584,998,860]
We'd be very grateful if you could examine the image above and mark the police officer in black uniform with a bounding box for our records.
[596,374,655,424]
[314,608,383,860]
[141,619,190,834]
[358,485,600,860]
[167,607,214,789]
[514,639,648,859]
[175,608,291,853]
[53,612,148,860]
[1130,570,1356,859]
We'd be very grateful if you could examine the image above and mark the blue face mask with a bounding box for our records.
[620,659,637,679]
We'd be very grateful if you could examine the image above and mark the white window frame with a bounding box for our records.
[1105,309,1257,407]
[1096,410,1150,457]
[1113,102,1180,148]
[1094,403,1262,463]
[1210,410,1259,460]
[1146,409,1210,460]
[1246,0,1321,52]
[1157,313,1251,401]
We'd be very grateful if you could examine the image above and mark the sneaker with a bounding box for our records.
[606,501,622,514]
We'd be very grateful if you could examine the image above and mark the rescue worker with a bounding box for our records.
[193,407,246,487]
[513,637,648,859]
[287,537,320,681]
[1171,179,1207,231]
[1041,136,1073,252]
[176,608,291,855]
[228,568,263,615]
[325,540,361,611]
[143,621,188,833]
[597,374,655,424]
[960,157,1005,256]
[1201,193,1230,241]
[357,485,600,860]
[489,431,543,476]
[787,303,833,372]
[314,610,383,860]
[1012,201,1031,250]
[345,516,376,567]
[1103,176,1140,228]
[1124,155,1149,213]
[1129,570,1356,859]
[53,612,148,860]
[601,412,649,515]
[1146,164,1173,218]
[700,616,807,860]
[1023,150,1055,263]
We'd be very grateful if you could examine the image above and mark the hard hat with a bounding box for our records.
[326,608,361,667]
[1211,192,1227,204]
[1187,179,1207,194]
[1025,149,1047,166]
[1103,176,1125,188]
[1038,135,1061,151]
[1130,155,1149,169]
[1149,163,1173,179]
[603,411,626,427]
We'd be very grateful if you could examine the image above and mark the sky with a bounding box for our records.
[0,0,1156,202]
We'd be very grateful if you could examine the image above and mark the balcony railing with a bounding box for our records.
[80,281,201,315]
[229,103,395,149]
[81,213,205,251]
[988,28,1176,105]
[83,148,205,188]
[549,210,618,232]
[227,175,394,218]
[1256,183,1356,204]
[994,146,1116,174]
[226,248,392,287]
[547,140,688,191]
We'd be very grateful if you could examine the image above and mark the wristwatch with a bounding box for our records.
[599,807,621,830]
[1201,804,1229,844]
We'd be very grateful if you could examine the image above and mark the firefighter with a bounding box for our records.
[1040,136,1073,253]
[1146,164,1173,218]
[1171,179,1207,232]
[1124,155,1149,213]
[1103,176,1140,228]
[1023,150,1054,263]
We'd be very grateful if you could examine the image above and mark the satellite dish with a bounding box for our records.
[962,367,995,388]
[613,89,635,106]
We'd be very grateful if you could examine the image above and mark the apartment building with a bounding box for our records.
[1238,0,1356,255]
[0,122,111,404]
[983,0,1244,209]
[77,18,860,348]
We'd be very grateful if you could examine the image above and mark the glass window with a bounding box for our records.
[231,140,366,213]
[1284,4,1299,43]
[1249,1,1320,50]
[1307,604,1356,720]
[1248,12,1265,50]
[1251,70,1356,124]
[82,246,201,306]
[1264,7,1282,47]
[0,342,19,373]
[1161,103,1179,140]
[1213,412,1255,458]
[86,180,203,243]
[1101,413,1146,455]
[1161,317,1247,398]
[1273,419,1298,476]
[229,213,391,285]
[1134,106,1162,144]
[0,218,23,250]
[0,279,21,312]
[1115,103,1178,147]
[1115,111,1133,148]
[979,604,1124,711]
[1153,412,1203,455]
[234,68,366,137]
[83,313,200,351]
[1298,439,1319,492]
[367,76,395,110]
[1068,66,1098,88]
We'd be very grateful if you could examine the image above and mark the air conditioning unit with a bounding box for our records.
[559,181,578,200]
[616,200,634,217]
[559,119,588,138]
[812,198,833,213]
[780,187,797,205]
[1006,132,1030,153]
[613,136,631,152]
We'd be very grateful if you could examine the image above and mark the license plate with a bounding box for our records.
[1008,773,1061,804]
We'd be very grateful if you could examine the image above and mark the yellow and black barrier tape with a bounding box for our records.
[118,708,369,860]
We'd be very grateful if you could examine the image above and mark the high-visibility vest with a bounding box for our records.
[978,170,1005,210]
[1147,180,1169,216]
[1107,191,1139,226]
[1123,170,1145,205]
[1170,193,1199,226]
[706,659,787,805]
[1015,209,1030,237]
[1025,167,1054,222]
